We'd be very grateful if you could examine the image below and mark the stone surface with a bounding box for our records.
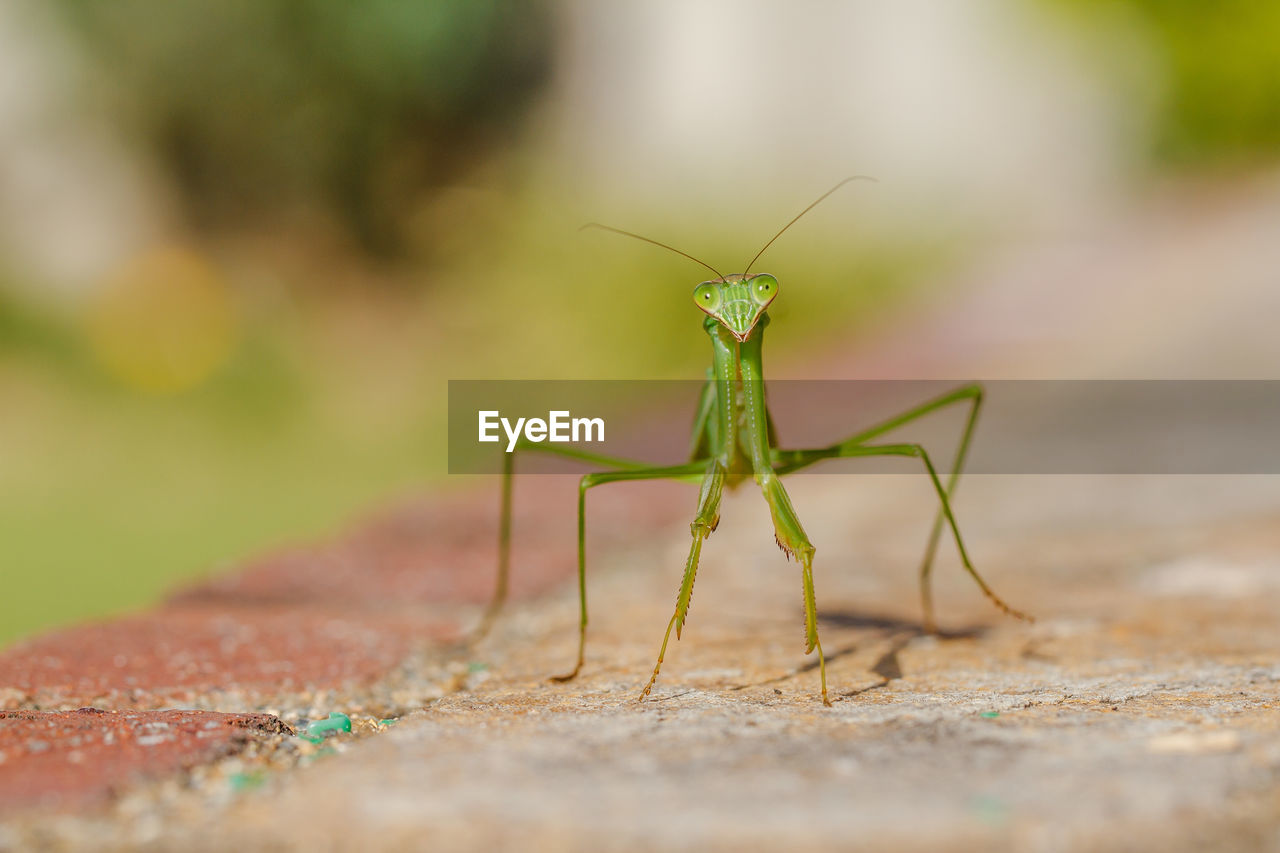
[0,478,690,826]
[0,605,453,710]
[4,474,1275,851]
[131,474,1280,853]
[0,709,290,815]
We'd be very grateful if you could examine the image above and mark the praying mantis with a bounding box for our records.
[479,178,1030,705]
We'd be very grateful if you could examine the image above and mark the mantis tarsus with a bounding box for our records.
[479,177,1030,705]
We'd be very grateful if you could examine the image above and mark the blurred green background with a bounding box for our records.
[2,0,1279,646]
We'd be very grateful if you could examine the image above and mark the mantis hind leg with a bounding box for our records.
[772,384,988,633]
[475,451,516,641]
[776,438,1030,630]
[639,460,726,700]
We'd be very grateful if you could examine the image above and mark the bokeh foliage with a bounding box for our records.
[7,2,1280,646]
[1049,0,1280,166]
[51,0,553,253]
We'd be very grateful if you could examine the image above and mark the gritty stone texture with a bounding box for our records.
[0,709,290,815]
[0,481,683,829]
[0,605,455,710]
[6,475,1274,852]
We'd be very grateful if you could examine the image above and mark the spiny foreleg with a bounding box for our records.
[759,473,829,706]
[640,460,725,699]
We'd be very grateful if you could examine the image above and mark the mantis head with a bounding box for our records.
[692,274,778,341]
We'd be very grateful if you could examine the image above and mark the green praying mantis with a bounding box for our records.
[479,177,1030,705]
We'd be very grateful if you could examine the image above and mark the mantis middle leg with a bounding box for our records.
[478,442,663,641]
[550,459,711,682]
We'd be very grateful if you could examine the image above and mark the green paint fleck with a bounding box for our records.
[378,718,399,727]
[468,661,488,673]
[306,712,352,738]
[980,711,1000,718]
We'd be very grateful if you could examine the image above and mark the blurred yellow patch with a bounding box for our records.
[88,248,237,393]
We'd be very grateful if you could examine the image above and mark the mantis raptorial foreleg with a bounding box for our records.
[639,459,726,699]
[756,472,829,705]
[772,384,985,632]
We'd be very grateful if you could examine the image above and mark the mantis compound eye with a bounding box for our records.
[749,274,778,305]
[693,282,721,312]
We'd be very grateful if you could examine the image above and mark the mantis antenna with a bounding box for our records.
[579,222,725,280]
[742,175,877,275]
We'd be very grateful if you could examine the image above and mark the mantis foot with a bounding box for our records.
[550,659,583,683]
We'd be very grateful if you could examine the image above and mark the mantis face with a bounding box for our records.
[692,273,778,341]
